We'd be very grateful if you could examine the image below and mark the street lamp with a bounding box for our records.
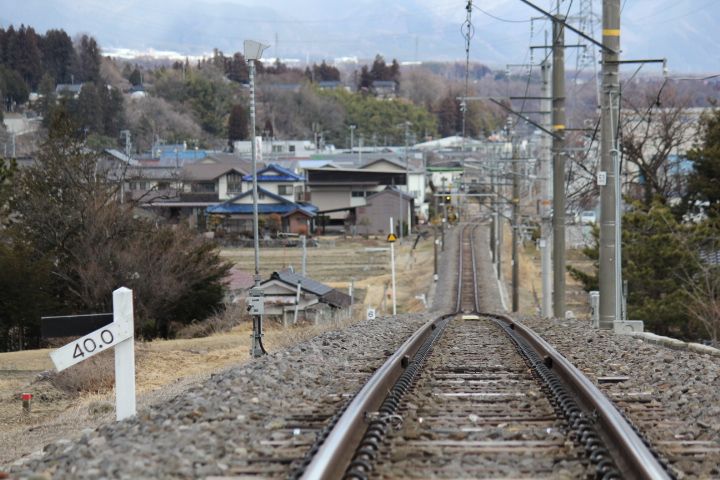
[245,39,269,358]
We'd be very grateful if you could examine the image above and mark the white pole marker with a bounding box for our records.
[113,287,136,421]
[48,287,136,421]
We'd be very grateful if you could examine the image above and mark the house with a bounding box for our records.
[317,81,344,90]
[301,156,423,228]
[55,83,83,98]
[356,186,414,235]
[242,163,305,201]
[304,165,405,224]
[141,163,249,228]
[256,269,351,325]
[371,80,397,98]
[206,187,317,235]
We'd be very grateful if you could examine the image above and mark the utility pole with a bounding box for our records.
[120,130,132,204]
[540,59,553,318]
[551,14,567,319]
[403,121,411,238]
[489,149,496,265]
[511,135,520,312]
[389,217,397,316]
[433,227,439,281]
[301,234,307,276]
[349,125,356,153]
[599,0,621,329]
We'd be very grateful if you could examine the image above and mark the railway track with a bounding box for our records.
[296,223,673,479]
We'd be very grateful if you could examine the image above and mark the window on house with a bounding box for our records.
[227,173,243,193]
[157,182,170,190]
[272,145,283,153]
[351,191,366,198]
[278,185,292,195]
[289,145,296,153]
[192,182,216,193]
[258,191,266,200]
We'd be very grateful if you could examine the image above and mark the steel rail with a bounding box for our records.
[469,225,480,312]
[302,223,472,479]
[491,313,671,480]
[455,224,466,312]
[299,314,450,480]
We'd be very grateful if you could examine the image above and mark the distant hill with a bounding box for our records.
[1,0,718,72]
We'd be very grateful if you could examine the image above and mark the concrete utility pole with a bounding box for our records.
[403,121,411,238]
[511,136,520,312]
[551,15,567,319]
[599,0,621,329]
[540,59,553,318]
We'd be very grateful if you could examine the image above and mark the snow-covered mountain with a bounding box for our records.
[1,0,717,72]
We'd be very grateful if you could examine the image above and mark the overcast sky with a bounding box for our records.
[1,0,718,73]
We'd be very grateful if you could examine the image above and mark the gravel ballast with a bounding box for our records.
[8,313,434,478]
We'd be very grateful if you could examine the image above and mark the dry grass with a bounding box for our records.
[498,223,592,317]
[174,302,250,339]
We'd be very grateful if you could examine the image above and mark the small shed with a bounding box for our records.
[258,269,351,325]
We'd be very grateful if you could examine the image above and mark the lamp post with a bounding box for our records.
[245,39,269,358]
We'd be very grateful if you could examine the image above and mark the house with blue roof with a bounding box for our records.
[242,163,306,202]
[207,186,318,235]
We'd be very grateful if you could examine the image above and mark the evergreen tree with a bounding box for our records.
[76,82,103,133]
[228,103,249,149]
[0,66,29,110]
[13,25,43,89]
[129,67,142,86]
[370,54,388,81]
[686,109,720,218]
[435,93,461,137]
[37,72,55,116]
[41,29,76,84]
[75,35,101,83]
[226,53,248,83]
[358,65,373,90]
[569,203,700,338]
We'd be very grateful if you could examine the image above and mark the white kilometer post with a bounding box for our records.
[49,287,136,421]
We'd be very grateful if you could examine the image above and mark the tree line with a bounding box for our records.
[0,26,102,109]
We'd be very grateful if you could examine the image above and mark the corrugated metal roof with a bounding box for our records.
[270,269,332,295]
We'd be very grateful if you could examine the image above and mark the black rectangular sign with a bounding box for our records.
[41,313,114,339]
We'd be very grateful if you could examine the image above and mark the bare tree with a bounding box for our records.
[620,83,698,205]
